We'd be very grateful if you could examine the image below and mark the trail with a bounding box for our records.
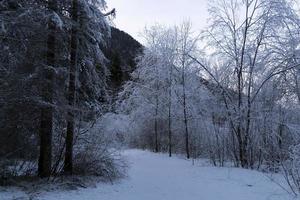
[2,150,293,200]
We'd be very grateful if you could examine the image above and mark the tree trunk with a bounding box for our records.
[182,67,190,159]
[237,2,250,169]
[168,65,173,157]
[64,0,78,175]
[38,0,57,178]
[154,93,159,153]
[168,100,172,157]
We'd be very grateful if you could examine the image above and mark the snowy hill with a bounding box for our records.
[1,150,293,200]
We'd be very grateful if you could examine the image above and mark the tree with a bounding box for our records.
[64,0,78,175]
[38,0,58,178]
[64,0,114,175]
[202,0,300,168]
[174,21,199,159]
[118,23,208,157]
[0,0,116,179]
[118,25,178,153]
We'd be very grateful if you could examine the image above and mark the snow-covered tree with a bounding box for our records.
[0,0,116,178]
[200,0,300,168]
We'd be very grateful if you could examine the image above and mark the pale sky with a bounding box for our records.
[107,0,209,44]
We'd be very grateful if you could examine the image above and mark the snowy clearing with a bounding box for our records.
[1,150,295,200]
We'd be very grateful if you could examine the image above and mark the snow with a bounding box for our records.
[0,150,295,200]
[49,12,63,30]
[0,188,27,200]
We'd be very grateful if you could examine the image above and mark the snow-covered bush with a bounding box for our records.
[72,118,127,179]
[282,144,300,195]
[73,147,126,179]
[0,159,37,186]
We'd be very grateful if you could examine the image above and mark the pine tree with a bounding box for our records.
[64,0,78,175]
[38,0,58,178]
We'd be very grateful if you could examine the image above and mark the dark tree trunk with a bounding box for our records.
[182,68,190,159]
[154,94,159,153]
[38,0,57,178]
[64,0,78,175]
[168,104,172,157]
[168,65,173,157]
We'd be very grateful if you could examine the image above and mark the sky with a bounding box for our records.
[107,0,209,44]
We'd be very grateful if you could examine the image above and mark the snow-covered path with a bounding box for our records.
[2,150,294,200]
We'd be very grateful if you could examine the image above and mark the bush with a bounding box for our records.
[72,121,127,180]
[282,144,300,196]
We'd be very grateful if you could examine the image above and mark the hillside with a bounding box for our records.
[104,27,143,91]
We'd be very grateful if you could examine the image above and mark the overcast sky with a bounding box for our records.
[107,0,209,44]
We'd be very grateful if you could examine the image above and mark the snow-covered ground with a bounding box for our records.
[1,149,295,200]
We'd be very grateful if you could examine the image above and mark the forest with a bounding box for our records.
[1,0,300,199]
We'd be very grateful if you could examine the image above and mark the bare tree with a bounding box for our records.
[174,21,199,159]
[202,0,299,168]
